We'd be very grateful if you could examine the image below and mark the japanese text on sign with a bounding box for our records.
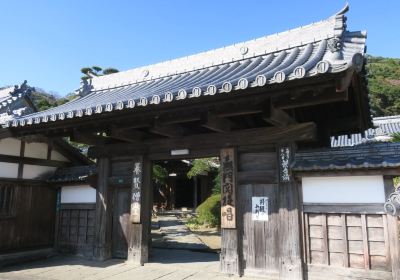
[130,161,142,223]
[252,197,269,221]
[221,148,236,228]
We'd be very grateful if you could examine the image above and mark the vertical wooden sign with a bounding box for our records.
[130,157,143,223]
[221,148,236,229]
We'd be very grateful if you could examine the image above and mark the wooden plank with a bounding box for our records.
[304,213,310,264]
[263,103,296,127]
[327,214,341,226]
[367,215,384,228]
[327,226,343,240]
[306,264,392,280]
[201,113,231,132]
[239,153,276,171]
[220,148,236,229]
[322,214,329,265]
[0,154,68,167]
[341,214,349,267]
[17,140,25,179]
[349,253,365,269]
[361,214,370,269]
[237,170,277,184]
[60,203,96,210]
[369,241,386,256]
[220,229,241,275]
[382,214,391,273]
[370,255,390,271]
[303,203,385,214]
[130,156,143,224]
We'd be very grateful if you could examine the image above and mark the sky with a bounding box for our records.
[0,0,399,96]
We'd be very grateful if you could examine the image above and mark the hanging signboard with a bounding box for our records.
[130,158,142,223]
[221,148,236,228]
[252,197,269,221]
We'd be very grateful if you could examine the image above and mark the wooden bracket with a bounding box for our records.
[202,113,231,133]
[149,121,183,138]
[263,102,296,127]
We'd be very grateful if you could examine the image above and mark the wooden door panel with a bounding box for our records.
[112,187,131,258]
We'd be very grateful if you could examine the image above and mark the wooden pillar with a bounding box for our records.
[383,176,400,280]
[277,145,303,280]
[220,147,242,275]
[127,155,152,265]
[93,157,113,260]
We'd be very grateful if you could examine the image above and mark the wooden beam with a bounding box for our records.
[274,87,348,110]
[149,121,183,138]
[71,130,109,146]
[109,127,147,143]
[0,154,68,167]
[201,113,231,132]
[89,122,317,158]
[263,102,296,127]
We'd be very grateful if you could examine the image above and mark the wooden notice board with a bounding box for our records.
[221,148,236,229]
[130,157,143,223]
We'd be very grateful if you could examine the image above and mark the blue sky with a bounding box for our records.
[0,1,399,96]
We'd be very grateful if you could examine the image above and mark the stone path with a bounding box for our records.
[0,249,259,280]
[151,214,209,250]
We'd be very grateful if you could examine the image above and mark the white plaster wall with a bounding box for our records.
[0,138,21,156]
[61,185,96,203]
[22,164,57,179]
[24,142,48,159]
[0,162,19,178]
[51,150,69,162]
[302,176,385,203]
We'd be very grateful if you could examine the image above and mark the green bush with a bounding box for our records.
[194,194,221,227]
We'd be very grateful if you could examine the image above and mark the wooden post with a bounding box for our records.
[220,147,241,275]
[277,144,304,280]
[127,155,151,265]
[383,176,400,280]
[93,157,113,260]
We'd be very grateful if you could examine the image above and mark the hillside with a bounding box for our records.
[367,55,400,116]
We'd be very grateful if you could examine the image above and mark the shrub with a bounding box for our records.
[194,194,221,227]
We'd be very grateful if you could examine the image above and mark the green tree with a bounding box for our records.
[80,66,119,80]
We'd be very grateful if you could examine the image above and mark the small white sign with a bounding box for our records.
[252,197,268,221]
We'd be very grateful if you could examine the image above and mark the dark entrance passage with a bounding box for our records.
[112,187,130,258]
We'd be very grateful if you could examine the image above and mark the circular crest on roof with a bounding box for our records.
[240,46,248,55]
[138,97,148,106]
[116,101,124,110]
[43,115,49,122]
[95,105,103,114]
[12,120,18,127]
[76,109,83,117]
[67,111,74,118]
[105,103,113,112]
[352,53,364,72]
[127,99,136,108]
[35,117,41,124]
[237,78,249,90]
[86,107,93,115]
[222,82,233,93]
[316,61,330,74]
[274,71,286,83]
[142,69,149,77]
[27,118,33,125]
[59,112,65,120]
[20,119,25,126]
[206,85,217,96]
[164,92,174,102]
[190,87,202,98]
[176,89,187,100]
[293,66,306,79]
[150,95,161,105]
[255,75,267,87]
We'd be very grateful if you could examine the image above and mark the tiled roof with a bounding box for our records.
[331,115,400,147]
[0,81,35,125]
[47,165,97,183]
[292,142,400,172]
[8,4,367,128]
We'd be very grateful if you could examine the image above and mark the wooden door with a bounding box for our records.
[112,187,131,258]
[238,150,280,276]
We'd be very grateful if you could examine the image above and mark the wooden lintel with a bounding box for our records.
[263,102,296,127]
[71,130,109,146]
[274,87,348,110]
[149,122,183,138]
[201,113,231,133]
[89,122,316,158]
